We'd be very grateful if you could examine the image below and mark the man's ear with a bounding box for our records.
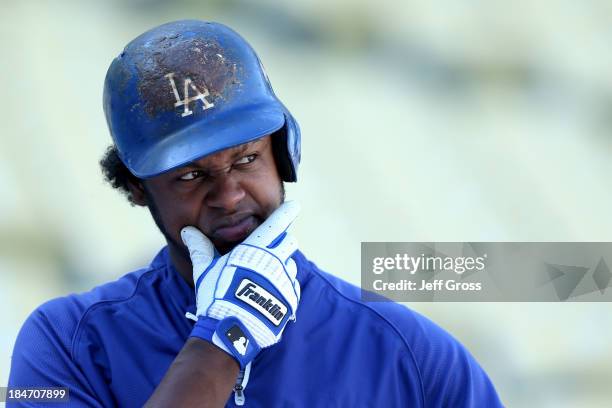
[126,177,148,207]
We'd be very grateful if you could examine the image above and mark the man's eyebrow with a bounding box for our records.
[229,143,251,157]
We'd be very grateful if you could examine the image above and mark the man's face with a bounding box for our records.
[140,136,284,257]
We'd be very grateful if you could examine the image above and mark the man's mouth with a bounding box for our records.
[212,215,259,244]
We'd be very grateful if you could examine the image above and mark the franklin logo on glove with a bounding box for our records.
[235,280,287,326]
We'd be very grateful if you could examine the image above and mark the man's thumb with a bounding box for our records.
[180,226,215,269]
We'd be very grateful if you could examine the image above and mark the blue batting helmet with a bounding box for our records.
[103,20,300,181]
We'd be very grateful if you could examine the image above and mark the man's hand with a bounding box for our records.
[146,203,300,408]
[181,201,301,369]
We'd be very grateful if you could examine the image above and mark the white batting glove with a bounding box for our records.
[181,201,301,368]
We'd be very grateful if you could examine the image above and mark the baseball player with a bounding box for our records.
[8,20,503,407]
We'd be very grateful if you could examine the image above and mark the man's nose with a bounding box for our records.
[205,171,246,212]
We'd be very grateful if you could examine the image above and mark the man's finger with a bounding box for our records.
[181,226,215,269]
[244,201,300,246]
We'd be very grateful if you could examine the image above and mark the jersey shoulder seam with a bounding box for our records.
[70,265,164,362]
[309,267,426,406]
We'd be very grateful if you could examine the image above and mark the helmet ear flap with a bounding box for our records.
[271,113,300,183]
[271,125,295,182]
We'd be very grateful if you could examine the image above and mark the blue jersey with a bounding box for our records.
[8,248,503,407]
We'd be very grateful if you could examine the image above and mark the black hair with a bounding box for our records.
[99,145,141,205]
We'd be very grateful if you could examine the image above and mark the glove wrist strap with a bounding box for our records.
[190,316,260,369]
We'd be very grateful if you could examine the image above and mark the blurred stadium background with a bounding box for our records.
[2,0,612,406]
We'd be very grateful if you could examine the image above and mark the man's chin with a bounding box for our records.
[214,239,241,256]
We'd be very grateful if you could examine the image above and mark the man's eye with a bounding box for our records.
[179,171,205,181]
[235,154,257,165]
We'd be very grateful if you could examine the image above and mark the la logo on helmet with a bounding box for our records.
[164,72,215,117]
